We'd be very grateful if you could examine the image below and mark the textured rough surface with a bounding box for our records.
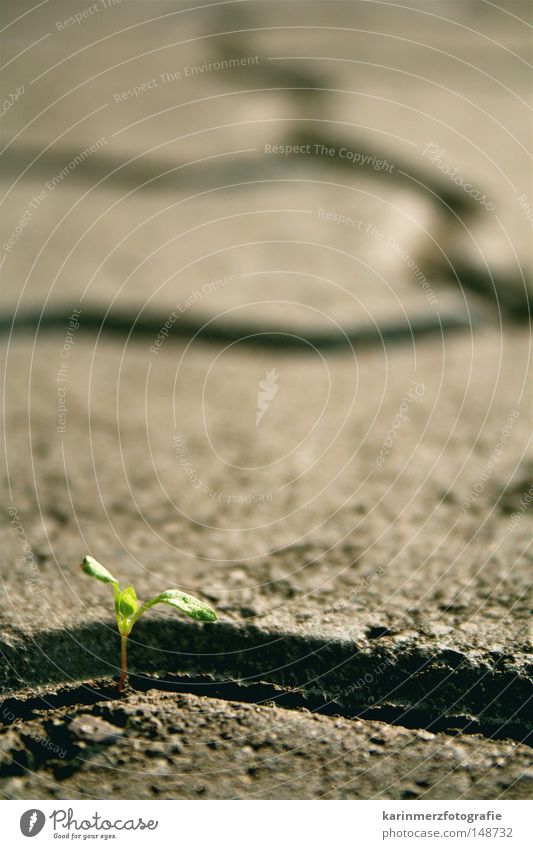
[2,331,531,642]
[2,330,531,760]
[1,687,531,800]
[1,0,531,801]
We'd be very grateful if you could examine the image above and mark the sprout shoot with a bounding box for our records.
[80,556,217,692]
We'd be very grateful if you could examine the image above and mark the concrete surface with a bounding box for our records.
[1,688,532,800]
[1,0,531,800]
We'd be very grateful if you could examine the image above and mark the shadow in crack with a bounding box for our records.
[1,618,531,744]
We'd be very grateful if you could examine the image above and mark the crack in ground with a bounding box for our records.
[1,620,531,747]
[1,673,530,747]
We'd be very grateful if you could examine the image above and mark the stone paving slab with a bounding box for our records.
[1,688,531,800]
[1,330,530,743]
[1,0,531,802]
[3,329,530,624]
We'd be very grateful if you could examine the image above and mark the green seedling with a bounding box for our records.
[80,556,217,692]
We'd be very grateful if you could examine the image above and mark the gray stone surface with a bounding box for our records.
[3,170,466,327]
[1,688,531,800]
[1,0,531,801]
[2,0,530,320]
[1,330,531,745]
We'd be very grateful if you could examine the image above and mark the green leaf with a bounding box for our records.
[81,556,119,587]
[143,590,217,622]
[118,586,138,619]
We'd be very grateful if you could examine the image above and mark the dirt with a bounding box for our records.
[1,686,531,800]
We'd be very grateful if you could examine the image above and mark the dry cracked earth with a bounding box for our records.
[0,0,532,800]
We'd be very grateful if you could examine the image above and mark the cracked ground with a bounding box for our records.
[1,0,532,800]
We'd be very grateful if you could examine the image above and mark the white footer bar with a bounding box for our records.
[2,799,531,848]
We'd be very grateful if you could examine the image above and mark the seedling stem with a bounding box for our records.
[118,634,128,692]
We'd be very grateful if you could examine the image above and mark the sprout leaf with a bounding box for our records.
[118,586,138,619]
[81,556,119,587]
[141,590,217,622]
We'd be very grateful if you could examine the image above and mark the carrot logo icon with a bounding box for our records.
[20,809,46,837]
[256,369,279,426]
